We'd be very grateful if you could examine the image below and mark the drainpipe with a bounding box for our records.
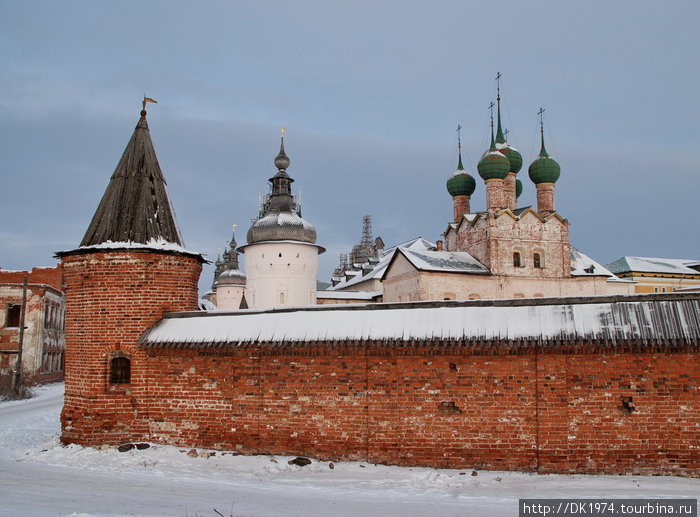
[13,275,28,394]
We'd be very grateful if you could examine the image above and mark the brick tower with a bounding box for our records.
[57,102,204,445]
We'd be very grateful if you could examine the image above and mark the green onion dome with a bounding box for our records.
[494,100,522,174]
[447,170,476,197]
[528,133,560,184]
[515,178,523,198]
[496,143,523,173]
[477,147,510,181]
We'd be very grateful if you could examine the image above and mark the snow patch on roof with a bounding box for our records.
[571,247,619,278]
[399,248,490,274]
[317,291,383,300]
[58,238,204,257]
[606,257,700,276]
[141,296,700,347]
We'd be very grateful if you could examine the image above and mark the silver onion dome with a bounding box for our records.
[246,134,317,245]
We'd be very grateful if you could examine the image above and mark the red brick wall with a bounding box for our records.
[65,338,700,476]
[0,265,63,291]
[59,250,202,445]
[57,250,698,476]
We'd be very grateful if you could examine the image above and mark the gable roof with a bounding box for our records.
[80,109,183,247]
[570,246,624,279]
[606,256,700,276]
[328,237,436,291]
[386,247,490,276]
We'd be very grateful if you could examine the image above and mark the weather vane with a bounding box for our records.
[281,127,287,138]
[142,95,158,111]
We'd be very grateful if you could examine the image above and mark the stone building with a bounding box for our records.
[56,105,204,443]
[56,103,699,477]
[209,228,247,309]
[380,93,633,301]
[0,265,65,391]
[605,256,700,294]
[238,135,325,309]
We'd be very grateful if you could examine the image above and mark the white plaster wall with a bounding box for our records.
[384,269,634,303]
[243,242,320,309]
[215,285,245,310]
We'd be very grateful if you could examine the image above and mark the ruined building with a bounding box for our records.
[0,265,65,391]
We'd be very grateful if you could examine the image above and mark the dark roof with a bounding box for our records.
[80,109,183,247]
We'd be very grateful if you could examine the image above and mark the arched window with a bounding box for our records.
[110,357,131,384]
[279,292,285,305]
[513,251,522,268]
[533,252,542,268]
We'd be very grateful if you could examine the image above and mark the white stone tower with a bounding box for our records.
[240,132,324,309]
[212,227,247,309]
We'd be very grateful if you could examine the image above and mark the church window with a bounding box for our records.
[110,357,131,384]
[6,304,21,328]
[279,252,282,258]
[513,252,522,268]
[279,292,285,304]
[533,252,542,268]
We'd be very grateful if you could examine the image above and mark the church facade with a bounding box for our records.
[380,93,633,302]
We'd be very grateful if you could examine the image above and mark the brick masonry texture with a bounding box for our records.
[59,250,202,445]
[62,337,700,476]
[58,250,699,477]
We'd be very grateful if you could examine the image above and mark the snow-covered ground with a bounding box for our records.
[1,383,697,517]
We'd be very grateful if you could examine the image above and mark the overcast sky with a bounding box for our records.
[1,0,698,293]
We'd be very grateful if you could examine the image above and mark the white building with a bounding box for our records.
[239,135,324,309]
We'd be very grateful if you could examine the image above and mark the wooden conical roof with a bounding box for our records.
[80,109,183,247]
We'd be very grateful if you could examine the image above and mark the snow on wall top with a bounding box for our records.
[139,294,700,348]
[56,238,205,259]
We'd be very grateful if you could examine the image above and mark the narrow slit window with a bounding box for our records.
[110,357,131,384]
[513,252,522,268]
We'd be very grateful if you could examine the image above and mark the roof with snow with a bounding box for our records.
[392,248,490,274]
[139,294,700,348]
[570,247,628,281]
[328,237,435,291]
[80,108,184,248]
[316,291,383,300]
[606,256,700,276]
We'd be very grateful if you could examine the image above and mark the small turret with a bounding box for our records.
[446,125,476,221]
[493,74,521,210]
[478,103,509,212]
[528,109,561,214]
[240,129,325,309]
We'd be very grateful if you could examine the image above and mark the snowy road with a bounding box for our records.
[0,384,697,517]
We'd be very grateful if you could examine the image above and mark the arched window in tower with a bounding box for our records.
[513,251,522,268]
[110,356,131,384]
[279,292,285,305]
